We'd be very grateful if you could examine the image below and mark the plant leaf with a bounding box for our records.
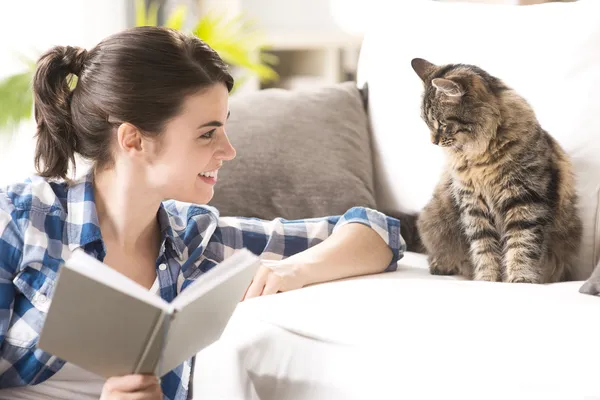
[0,69,34,132]
[192,11,279,85]
[165,4,187,30]
[260,52,279,66]
[146,1,160,27]
[135,0,148,26]
[135,0,160,27]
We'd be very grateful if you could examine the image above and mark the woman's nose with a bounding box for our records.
[216,131,236,161]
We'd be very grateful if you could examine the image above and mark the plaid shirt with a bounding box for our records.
[0,172,404,400]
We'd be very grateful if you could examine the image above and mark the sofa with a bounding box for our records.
[190,1,600,399]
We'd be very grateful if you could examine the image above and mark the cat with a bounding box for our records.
[411,58,582,283]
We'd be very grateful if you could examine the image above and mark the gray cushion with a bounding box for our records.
[210,82,376,220]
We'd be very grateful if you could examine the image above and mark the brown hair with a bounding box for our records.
[32,26,234,180]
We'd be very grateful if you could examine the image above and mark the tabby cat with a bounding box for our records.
[411,58,582,283]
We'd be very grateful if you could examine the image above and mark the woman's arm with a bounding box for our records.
[290,221,395,285]
[243,221,397,299]
[202,206,405,299]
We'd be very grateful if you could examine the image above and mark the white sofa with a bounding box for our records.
[192,1,600,399]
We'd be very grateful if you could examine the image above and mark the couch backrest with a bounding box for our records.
[358,0,600,279]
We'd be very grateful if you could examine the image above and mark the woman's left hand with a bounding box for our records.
[242,259,307,300]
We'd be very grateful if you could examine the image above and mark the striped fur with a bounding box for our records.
[411,58,582,283]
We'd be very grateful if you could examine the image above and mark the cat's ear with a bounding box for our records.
[411,58,436,82]
[432,78,464,98]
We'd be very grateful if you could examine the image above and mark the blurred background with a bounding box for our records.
[0,0,367,184]
[0,0,574,185]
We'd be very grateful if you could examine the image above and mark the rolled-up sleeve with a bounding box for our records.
[212,207,405,271]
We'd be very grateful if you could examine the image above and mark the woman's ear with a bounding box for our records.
[116,123,143,156]
[116,123,164,164]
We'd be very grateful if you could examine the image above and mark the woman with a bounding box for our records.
[0,27,403,399]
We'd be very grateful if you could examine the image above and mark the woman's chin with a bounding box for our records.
[166,188,213,205]
[193,187,214,205]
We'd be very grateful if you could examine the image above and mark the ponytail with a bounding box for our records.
[33,46,87,180]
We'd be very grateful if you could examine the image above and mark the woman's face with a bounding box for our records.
[143,83,236,204]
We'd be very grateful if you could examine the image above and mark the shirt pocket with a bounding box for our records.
[5,265,55,348]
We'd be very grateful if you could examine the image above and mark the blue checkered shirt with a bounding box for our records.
[0,172,404,399]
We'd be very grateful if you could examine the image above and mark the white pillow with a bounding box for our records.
[359,0,600,280]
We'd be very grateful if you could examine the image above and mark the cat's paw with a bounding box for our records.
[473,270,501,282]
[505,276,535,284]
[504,271,542,284]
[429,258,459,276]
[579,278,600,296]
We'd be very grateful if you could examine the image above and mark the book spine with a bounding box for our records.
[134,309,169,374]
[156,306,176,376]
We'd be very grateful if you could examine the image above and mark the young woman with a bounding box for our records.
[0,27,404,400]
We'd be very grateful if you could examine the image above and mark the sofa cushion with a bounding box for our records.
[358,0,600,279]
[210,82,376,220]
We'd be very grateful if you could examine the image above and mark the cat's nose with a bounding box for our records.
[432,133,440,145]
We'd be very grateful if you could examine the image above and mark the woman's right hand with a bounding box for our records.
[100,374,162,399]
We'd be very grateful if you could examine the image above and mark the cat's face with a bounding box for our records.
[411,58,502,155]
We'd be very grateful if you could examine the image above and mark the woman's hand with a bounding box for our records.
[242,259,307,300]
[100,374,162,400]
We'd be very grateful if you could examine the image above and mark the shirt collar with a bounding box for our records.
[159,201,219,266]
[157,202,184,259]
[65,171,103,254]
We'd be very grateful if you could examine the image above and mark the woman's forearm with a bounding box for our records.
[286,222,394,287]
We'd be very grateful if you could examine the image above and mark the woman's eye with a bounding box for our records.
[200,129,216,139]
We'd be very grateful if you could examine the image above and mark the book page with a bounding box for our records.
[66,249,169,310]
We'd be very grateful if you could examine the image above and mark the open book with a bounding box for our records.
[38,248,261,378]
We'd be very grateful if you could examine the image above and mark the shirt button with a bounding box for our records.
[158,263,167,271]
[37,294,48,304]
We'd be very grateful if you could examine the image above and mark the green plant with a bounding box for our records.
[135,0,278,91]
[0,0,278,133]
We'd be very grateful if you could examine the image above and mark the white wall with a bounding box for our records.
[242,0,347,37]
[0,0,129,186]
